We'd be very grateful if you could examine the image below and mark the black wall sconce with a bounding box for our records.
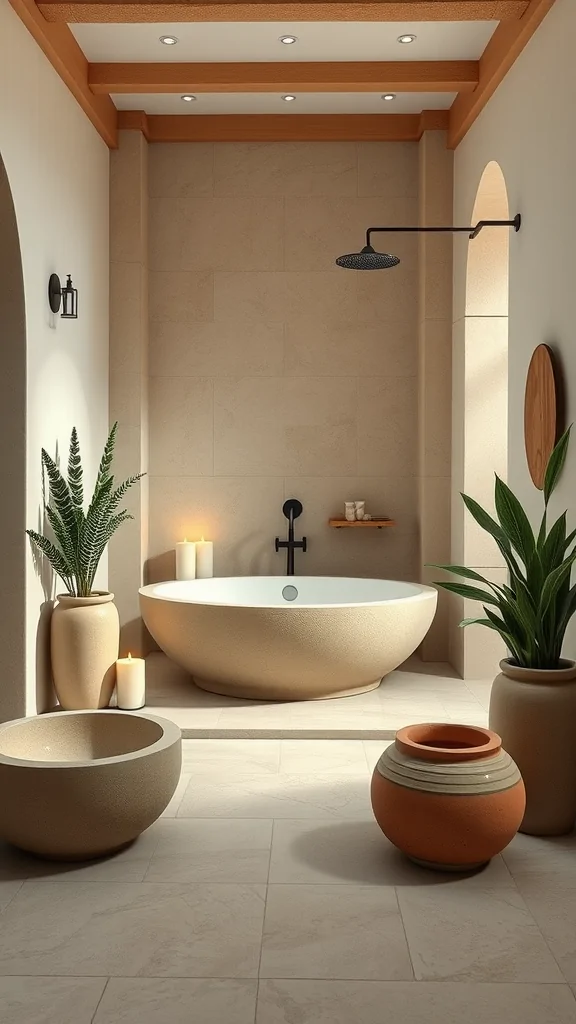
[48,273,78,319]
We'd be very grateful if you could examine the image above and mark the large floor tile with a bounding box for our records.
[502,832,576,891]
[144,818,272,883]
[0,977,106,1024]
[0,881,265,977]
[0,828,161,884]
[363,739,392,769]
[268,819,515,887]
[0,880,22,911]
[278,740,368,774]
[94,978,257,1024]
[260,884,412,980]
[256,980,576,1024]
[177,773,373,819]
[182,739,281,774]
[161,773,192,817]
[521,888,576,982]
[397,885,563,982]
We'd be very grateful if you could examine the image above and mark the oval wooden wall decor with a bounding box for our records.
[524,344,559,489]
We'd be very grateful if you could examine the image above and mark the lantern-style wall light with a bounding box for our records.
[48,273,78,319]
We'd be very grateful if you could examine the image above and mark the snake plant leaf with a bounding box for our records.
[95,422,118,491]
[435,425,575,669]
[537,510,547,551]
[539,549,576,621]
[460,492,511,551]
[540,511,567,575]
[67,426,83,515]
[433,580,500,606]
[494,475,536,565]
[544,425,572,505]
[26,530,74,588]
[427,564,504,590]
[27,423,144,598]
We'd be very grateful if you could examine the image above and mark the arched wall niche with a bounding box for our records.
[0,151,27,722]
[450,160,509,678]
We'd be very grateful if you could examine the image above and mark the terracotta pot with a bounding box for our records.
[51,593,120,710]
[489,658,576,836]
[371,723,525,871]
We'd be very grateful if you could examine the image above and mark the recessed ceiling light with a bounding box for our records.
[279,34,298,44]
[397,33,416,44]
[159,34,178,45]
[181,94,197,102]
[382,93,396,101]
[282,94,296,102]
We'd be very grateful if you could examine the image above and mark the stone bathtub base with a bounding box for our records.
[193,677,383,701]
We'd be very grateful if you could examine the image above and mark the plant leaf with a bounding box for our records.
[544,424,572,505]
[538,550,576,621]
[427,564,504,591]
[460,492,511,551]
[433,580,500,606]
[67,427,84,514]
[26,530,74,590]
[494,475,536,565]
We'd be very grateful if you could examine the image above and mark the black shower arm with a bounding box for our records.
[365,215,521,248]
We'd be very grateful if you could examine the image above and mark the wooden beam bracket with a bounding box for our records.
[118,109,449,142]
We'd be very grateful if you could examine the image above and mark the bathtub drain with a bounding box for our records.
[282,585,298,602]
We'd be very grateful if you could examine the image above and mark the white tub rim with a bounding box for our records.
[139,577,437,611]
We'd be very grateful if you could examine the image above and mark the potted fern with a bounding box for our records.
[27,424,143,711]
[432,426,576,836]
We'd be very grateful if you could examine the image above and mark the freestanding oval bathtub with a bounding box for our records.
[140,577,437,701]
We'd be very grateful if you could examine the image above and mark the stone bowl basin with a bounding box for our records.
[0,710,181,860]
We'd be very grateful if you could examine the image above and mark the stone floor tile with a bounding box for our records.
[397,885,563,982]
[260,883,413,980]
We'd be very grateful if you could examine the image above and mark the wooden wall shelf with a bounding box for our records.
[329,518,396,529]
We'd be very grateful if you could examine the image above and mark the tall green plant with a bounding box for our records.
[27,423,144,598]
[431,426,575,670]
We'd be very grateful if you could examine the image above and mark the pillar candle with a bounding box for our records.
[116,654,146,710]
[175,540,196,581]
[196,537,214,579]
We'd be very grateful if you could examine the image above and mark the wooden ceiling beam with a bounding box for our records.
[7,0,117,145]
[117,109,449,141]
[448,0,557,146]
[90,60,478,94]
[38,0,529,24]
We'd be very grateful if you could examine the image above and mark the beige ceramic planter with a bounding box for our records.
[489,659,576,836]
[51,592,120,710]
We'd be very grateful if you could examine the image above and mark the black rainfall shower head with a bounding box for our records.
[335,245,401,271]
[336,217,521,270]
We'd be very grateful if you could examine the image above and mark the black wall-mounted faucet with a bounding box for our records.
[275,499,307,576]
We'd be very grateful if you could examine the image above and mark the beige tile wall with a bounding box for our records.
[147,141,420,583]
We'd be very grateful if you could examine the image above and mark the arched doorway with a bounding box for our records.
[450,160,509,677]
[0,152,27,721]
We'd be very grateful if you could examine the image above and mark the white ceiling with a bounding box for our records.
[112,91,455,114]
[73,20,497,63]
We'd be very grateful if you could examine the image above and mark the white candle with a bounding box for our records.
[175,539,196,581]
[116,653,146,710]
[196,537,214,579]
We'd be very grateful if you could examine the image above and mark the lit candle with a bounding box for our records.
[196,537,214,579]
[175,539,196,581]
[116,653,146,710]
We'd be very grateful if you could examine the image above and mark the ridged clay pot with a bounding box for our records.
[371,723,525,871]
[51,593,120,710]
[489,659,576,836]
